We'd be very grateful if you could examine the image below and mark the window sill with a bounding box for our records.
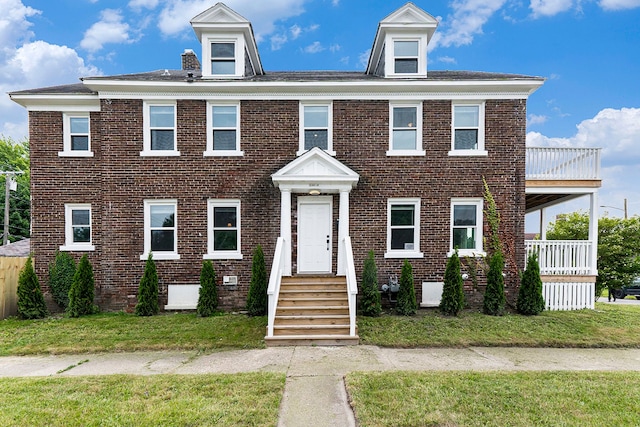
[140,252,181,260]
[60,244,95,252]
[447,150,488,157]
[203,253,243,260]
[58,151,94,158]
[297,149,336,157]
[386,150,426,157]
[140,150,181,157]
[384,251,424,259]
[448,250,486,258]
[203,150,244,157]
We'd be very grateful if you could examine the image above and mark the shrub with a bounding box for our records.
[483,251,506,316]
[17,256,47,319]
[246,245,268,316]
[440,250,465,316]
[517,253,546,315]
[197,260,218,317]
[67,254,96,318]
[135,252,158,316]
[396,259,417,316]
[48,251,76,310]
[359,250,382,317]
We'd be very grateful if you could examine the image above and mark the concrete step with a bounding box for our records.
[265,335,360,346]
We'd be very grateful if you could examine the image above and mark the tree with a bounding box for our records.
[135,252,159,316]
[359,250,382,317]
[546,212,640,298]
[17,256,47,319]
[48,251,76,310]
[246,245,268,316]
[483,251,506,316]
[67,254,96,318]
[517,253,545,315]
[396,259,417,316]
[440,250,465,316]
[197,260,218,317]
[0,137,30,243]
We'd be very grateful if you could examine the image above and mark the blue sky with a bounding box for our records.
[2,0,640,226]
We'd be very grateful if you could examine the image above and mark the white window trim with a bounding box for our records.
[60,203,95,251]
[385,35,428,78]
[141,199,180,260]
[298,102,335,156]
[384,198,423,259]
[449,102,487,157]
[202,35,244,79]
[141,101,180,157]
[204,101,243,157]
[59,113,93,157]
[449,198,485,257]
[387,102,425,156]
[204,199,243,260]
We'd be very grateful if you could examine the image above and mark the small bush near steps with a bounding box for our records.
[246,245,268,316]
[359,250,382,317]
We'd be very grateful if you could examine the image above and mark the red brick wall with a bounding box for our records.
[29,97,526,311]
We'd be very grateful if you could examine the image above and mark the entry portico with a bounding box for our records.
[271,148,360,277]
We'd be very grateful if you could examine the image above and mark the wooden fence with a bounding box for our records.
[0,257,28,319]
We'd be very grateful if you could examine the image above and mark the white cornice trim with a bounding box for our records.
[9,94,100,111]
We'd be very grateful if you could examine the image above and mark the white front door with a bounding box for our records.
[298,196,332,273]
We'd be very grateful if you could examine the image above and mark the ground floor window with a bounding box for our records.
[450,198,484,256]
[60,203,95,251]
[385,198,423,258]
[205,199,242,260]
[142,199,179,260]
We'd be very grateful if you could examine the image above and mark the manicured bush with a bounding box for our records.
[48,251,76,310]
[135,252,158,316]
[197,260,218,317]
[67,254,96,318]
[440,250,465,316]
[17,256,48,319]
[246,245,268,316]
[396,259,417,316]
[359,250,382,317]
[483,251,506,316]
[517,253,546,315]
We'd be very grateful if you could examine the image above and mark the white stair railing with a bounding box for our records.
[342,236,358,337]
[266,237,285,338]
[525,240,595,275]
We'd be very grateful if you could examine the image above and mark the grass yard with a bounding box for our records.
[346,371,640,427]
[0,373,285,427]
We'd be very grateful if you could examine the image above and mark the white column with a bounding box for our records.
[337,189,349,275]
[540,207,548,240]
[588,191,599,276]
[280,189,292,276]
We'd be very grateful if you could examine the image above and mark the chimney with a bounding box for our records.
[181,49,201,70]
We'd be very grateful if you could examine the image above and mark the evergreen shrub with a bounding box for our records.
[197,260,218,317]
[48,251,76,310]
[359,250,382,317]
[440,250,465,316]
[135,252,158,316]
[67,254,96,318]
[396,259,417,316]
[517,253,546,315]
[246,245,268,316]
[17,256,48,319]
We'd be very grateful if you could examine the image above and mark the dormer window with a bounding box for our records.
[394,41,419,74]
[211,42,235,75]
[298,102,334,156]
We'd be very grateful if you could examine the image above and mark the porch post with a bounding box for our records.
[280,189,292,276]
[540,207,548,240]
[337,189,349,275]
[588,191,599,275]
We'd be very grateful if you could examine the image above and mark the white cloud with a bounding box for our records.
[270,33,288,51]
[437,55,457,64]
[128,0,159,11]
[332,0,339,5]
[290,24,302,39]
[529,0,574,17]
[0,0,40,58]
[80,9,132,52]
[599,0,640,9]
[527,114,548,126]
[329,44,340,53]
[303,41,324,54]
[358,49,371,70]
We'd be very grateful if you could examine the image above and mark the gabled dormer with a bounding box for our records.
[190,2,264,79]
[366,2,438,78]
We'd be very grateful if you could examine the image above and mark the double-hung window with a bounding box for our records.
[205,200,242,260]
[142,102,179,156]
[61,204,94,251]
[142,200,179,260]
[299,103,333,155]
[394,40,419,74]
[211,42,236,75]
[60,113,93,157]
[388,102,424,156]
[450,102,486,156]
[205,102,242,156]
[450,198,484,256]
[385,198,423,258]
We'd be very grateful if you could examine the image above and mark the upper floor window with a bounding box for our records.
[205,199,242,260]
[60,203,95,251]
[450,102,487,156]
[450,198,484,257]
[211,42,235,75]
[385,198,423,259]
[141,200,179,260]
[60,113,93,157]
[383,35,427,77]
[299,103,334,155]
[394,40,419,74]
[388,102,424,156]
[142,102,179,156]
[205,102,242,156]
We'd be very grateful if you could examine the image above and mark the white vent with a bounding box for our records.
[223,276,238,285]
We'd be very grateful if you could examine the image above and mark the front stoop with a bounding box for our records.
[265,276,359,346]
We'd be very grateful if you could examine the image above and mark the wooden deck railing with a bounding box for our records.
[525,240,595,276]
[526,147,601,180]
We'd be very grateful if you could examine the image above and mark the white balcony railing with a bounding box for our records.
[525,240,595,276]
[526,147,601,180]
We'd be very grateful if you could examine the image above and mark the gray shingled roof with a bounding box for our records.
[0,239,30,257]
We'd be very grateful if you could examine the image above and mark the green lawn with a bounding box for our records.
[0,373,285,427]
[346,371,640,427]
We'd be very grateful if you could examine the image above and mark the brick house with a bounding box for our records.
[10,3,600,345]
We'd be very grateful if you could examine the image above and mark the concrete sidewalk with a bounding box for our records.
[2,346,640,426]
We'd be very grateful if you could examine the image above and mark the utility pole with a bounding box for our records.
[624,198,628,220]
[1,171,23,245]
